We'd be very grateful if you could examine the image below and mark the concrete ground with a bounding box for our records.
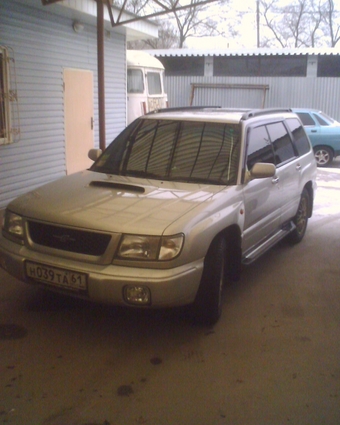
[0,163,340,425]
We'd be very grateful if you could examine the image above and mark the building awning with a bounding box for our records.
[145,47,340,57]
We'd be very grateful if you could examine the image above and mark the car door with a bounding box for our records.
[311,111,340,151]
[266,121,301,224]
[242,125,282,252]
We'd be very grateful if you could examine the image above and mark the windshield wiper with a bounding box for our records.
[90,165,118,174]
[173,176,226,185]
[90,167,161,179]
[125,170,163,179]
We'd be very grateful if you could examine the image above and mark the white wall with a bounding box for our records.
[0,0,127,208]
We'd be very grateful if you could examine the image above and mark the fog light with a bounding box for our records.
[123,285,151,305]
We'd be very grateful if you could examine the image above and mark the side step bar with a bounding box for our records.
[242,221,295,265]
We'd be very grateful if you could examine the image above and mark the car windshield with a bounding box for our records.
[91,119,241,185]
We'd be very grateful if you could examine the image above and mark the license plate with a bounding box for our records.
[25,261,88,292]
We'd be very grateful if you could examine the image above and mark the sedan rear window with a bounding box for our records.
[92,119,241,185]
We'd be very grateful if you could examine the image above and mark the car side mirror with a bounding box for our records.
[245,163,276,183]
[88,149,102,161]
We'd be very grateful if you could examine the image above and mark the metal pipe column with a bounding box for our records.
[96,0,106,151]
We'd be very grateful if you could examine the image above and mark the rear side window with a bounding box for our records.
[266,122,296,165]
[296,112,315,126]
[313,113,328,126]
[286,118,311,156]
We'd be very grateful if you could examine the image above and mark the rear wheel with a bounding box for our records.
[314,146,333,167]
[288,188,310,244]
[193,236,227,326]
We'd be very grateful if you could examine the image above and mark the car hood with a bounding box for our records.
[9,171,229,235]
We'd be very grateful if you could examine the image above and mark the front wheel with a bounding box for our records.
[288,189,310,244]
[314,146,333,167]
[193,236,227,326]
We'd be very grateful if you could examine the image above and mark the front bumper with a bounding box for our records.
[0,235,203,308]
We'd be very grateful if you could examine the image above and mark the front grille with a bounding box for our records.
[28,221,111,256]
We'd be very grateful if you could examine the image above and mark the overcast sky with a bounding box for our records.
[184,0,340,49]
[185,0,259,49]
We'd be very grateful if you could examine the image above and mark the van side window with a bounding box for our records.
[247,125,275,170]
[147,72,162,95]
[286,118,311,156]
[127,69,144,93]
[266,122,295,165]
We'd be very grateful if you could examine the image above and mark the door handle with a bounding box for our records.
[296,163,302,171]
[272,177,279,184]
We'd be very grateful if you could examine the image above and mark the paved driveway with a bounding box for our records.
[0,166,339,425]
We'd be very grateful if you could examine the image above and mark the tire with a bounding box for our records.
[288,189,310,244]
[193,236,227,326]
[314,146,333,167]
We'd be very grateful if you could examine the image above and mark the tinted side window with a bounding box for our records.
[266,122,295,165]
[286,118,311,156]
[296,112,315,126]
[247,126,275,170]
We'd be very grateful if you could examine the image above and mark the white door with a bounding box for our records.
[64,68,94,174]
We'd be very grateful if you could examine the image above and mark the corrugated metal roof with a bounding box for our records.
[145,47,340,57]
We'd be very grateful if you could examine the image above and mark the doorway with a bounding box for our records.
[64,68,94,174]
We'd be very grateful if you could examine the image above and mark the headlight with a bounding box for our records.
[118,234,184,261]
[3,211,24,243]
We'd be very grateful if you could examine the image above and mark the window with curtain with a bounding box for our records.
[147,72,162,95]
[127,69,144,94]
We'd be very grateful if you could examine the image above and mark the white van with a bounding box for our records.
[127,50,168,124]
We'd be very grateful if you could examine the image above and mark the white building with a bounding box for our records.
[0,0,158,208]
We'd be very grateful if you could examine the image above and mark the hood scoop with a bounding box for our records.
[89,180,145,193]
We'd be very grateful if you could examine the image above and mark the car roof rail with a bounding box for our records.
[241,108,292,120]
[146,106,222,115]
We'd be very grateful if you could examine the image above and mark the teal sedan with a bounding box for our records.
[292,109,340,167]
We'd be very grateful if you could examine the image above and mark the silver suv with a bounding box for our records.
[0,108,317,325]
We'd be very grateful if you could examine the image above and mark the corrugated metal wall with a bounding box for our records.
[165,75,340,122]
[0,0,126,209]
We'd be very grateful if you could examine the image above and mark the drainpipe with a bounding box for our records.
[256,0,260,48]
[96,0,106,151]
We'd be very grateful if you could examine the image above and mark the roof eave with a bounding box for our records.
[145,47,340,57]
[16,0,158,40]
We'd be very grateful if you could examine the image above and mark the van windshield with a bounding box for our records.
[91,119,241,186]
[127,69,144,93]
[147,72,162,95]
